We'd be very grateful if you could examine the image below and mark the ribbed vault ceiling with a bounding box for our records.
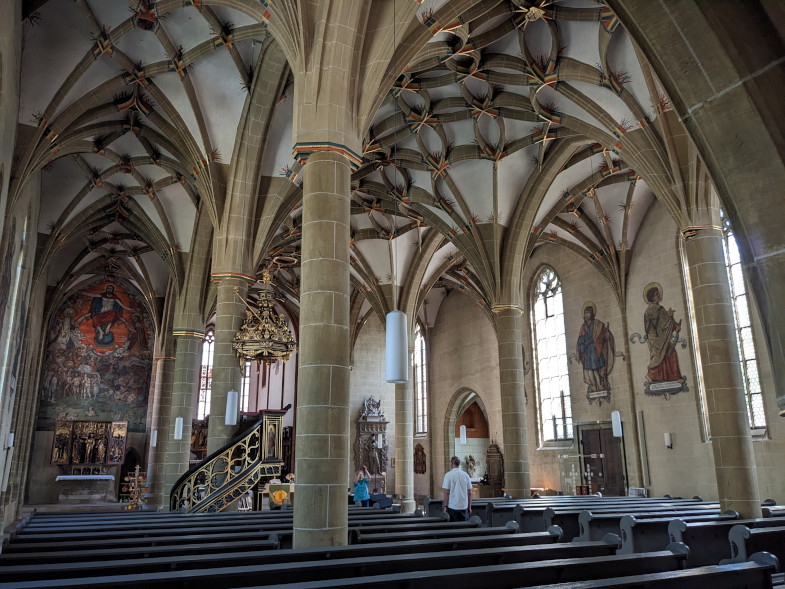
[16,0,677,331]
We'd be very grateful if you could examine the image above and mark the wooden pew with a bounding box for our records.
[524,562,777,589]
[0,529,296,553]
[347,517,481,542]
[11,510,430,539]
[668,517,785,566]
[762,506,785,518]
[545,506,723,541]
[721,524,785,566]
[513,500,716,533]
[0,549,689,588]
[577,509,737,543]
[13,513,435,539]
[484,502,522,527]
[422,497,510,519]
[0,528,562,568]
[350,522,521,544]
[0,537,281,565]
[0,535,616,584]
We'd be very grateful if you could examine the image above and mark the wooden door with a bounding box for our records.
[580,427,624,496]
[600,427,624,496]
[580,429,603,494]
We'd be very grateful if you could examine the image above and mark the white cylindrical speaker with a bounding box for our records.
[174,416,183,440]
[385,310,408,383]
[611,410,622,437]
[150,429,158,447]
[225,389,239,426]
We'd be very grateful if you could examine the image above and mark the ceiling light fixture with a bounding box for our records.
[232,268,297,367]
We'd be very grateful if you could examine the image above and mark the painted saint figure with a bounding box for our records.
[643,283,684,383]
[266,424,276,459]
[89,284,123,347]
[365,434,382,475]
[576,302,615,392]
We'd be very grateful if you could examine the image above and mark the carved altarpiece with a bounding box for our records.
[354,397,389,492]
[485,441,504,497]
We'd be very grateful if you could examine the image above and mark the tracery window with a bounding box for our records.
[531,267,572,441]
[720,212,766,429]
[197,330,214,420]
[240,360,251,413]
[414,323,428,435]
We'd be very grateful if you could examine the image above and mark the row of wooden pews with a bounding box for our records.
[0,496,781,587]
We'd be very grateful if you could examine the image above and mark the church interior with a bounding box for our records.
[1,0,785,584]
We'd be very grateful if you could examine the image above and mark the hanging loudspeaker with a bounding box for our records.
[174,417,184,440]
[385,310,408,383]
[611,410,622,437]
[225,390,239,426]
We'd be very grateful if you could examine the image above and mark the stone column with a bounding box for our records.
[683,226,761,517]
[493,306,530,498]
[146,355,174,509]
[206,276,249,455]
[160,332,203,509]
[294,150,352,548]
[394,360,415,513]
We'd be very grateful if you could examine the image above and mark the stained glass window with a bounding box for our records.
[720,212,766,429]
[197,330,215,420]
[531,267,572,441]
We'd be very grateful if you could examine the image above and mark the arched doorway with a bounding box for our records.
[442,389,491,485]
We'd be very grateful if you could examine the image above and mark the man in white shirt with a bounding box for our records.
[442,455,472,521]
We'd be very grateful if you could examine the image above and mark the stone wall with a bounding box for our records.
[349,314,395,493]
[508,199,784,501]
[428,292,503,496]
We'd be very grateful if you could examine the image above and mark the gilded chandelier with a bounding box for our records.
[232,269,296,366]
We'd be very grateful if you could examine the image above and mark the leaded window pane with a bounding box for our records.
[532,267,572,441]
[720,212,766,430]
[414,324,428,434]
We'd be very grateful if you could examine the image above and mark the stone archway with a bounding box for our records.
[441,388,491,483]
[606,1,785,417]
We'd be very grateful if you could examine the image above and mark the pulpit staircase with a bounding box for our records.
[169,410,285,513]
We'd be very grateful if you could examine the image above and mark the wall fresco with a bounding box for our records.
[37,280,153,432]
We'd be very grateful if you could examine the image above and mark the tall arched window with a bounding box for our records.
[197,330,215,420]
[531,267,572,441]
[413,323,428,435]
[720,212,766,429]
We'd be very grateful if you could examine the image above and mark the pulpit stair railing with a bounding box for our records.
[169,412,283,513]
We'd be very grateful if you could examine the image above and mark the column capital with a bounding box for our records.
[211,272,256,284]
[293,142,363,170]
[681,224,722,241]
[491,303,524,315]
[172,329,205,340]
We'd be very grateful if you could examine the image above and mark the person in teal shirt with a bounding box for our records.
[353,464,371,506]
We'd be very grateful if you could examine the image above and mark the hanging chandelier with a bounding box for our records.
[232,269,297,366]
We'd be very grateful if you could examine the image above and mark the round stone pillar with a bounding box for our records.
[493,306,530,498]
[146,355,174,509]
[683,226,761,517]
[394,373,416,513]
[294,150,352,548]
[207,276,249,455]
[159,332,203,509]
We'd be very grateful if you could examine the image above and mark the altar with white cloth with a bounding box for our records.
[55,474,116,504]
